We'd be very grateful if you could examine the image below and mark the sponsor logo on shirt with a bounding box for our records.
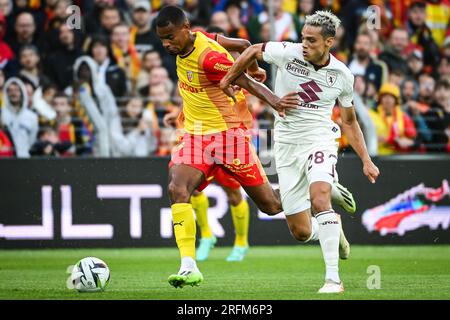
[179,80,204,93]
[298,102,319,110]
[292,58,308,67]
[285,62,310,77]
[213,63,231,72]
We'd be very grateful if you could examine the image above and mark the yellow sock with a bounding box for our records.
[171,203,196,258]
[191,192,213,238]
[231,199,249,247]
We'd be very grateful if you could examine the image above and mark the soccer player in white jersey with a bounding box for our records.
[220,11,380,293]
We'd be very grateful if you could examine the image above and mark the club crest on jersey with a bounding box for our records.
[187,70,194,82]
[326,71,338,87]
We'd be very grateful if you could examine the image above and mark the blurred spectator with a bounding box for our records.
[348,31,388,91]
[110,22,141,94]
[184,0,213,27]
[379,28,409,75]
[210,11,230,34]
[0,11,14,73]
[365,27,384,57]
[423,78,450,152]
[32,82,57,124]
[29,126,72,157]
[6,12,43,57]
[296,0,316,31]
[388,69,406,87]
[330,25,349,63]
[130,0,177,82]
[44,24,83,91]
[255,21,272,85]
[147,81,177,125]
[401,78,432,148]
[136,49,162,92]
[95,4,123,38]
[131,1,165,55]
[407,1,440,74]
[0,0,14,37]
[146,81,178,156]
[213,0,264,25]
[120,97,158,157]
[369,83,417,155]
[44,0,76,52]
[84,0,120,36]
[418,73,435,106]
[341,0,391,51]
[51,92,92,156]
[71,55,136,157]
[437,55,450,79]
[353,75,378,156]
[17,45,49,89]
[138,65,173,98]
[223,1,249,39]
[1,77,38,157]
[362,78,379,110]
[406,46,424,81]
[71,56,112,156]
[13,0,47,30]
[87,34,127,97]
[0,0,448,157]
[247,0,301,43]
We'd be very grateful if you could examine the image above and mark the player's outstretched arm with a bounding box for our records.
[233,73,299,118]
[216,36,265,82]
[340,106,380,184]
[220,43,265,90]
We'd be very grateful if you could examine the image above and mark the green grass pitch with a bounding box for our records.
[0,245,449,300]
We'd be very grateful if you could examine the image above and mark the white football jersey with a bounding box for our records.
[262,41,354,145]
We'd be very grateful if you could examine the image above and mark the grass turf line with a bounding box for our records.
[0,245,449,300]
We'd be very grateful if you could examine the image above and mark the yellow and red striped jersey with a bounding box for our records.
[176,31,252,135]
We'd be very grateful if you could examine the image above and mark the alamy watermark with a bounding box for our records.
[366,265,381,289]
[66,5,81,30]
[365,5,381,30]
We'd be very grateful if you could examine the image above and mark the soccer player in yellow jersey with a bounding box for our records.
[155,6,299,288]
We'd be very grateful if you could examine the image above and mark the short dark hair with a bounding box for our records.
[142,49,160,59]
[206,25,226,36]
[410,0,426,10]
[53,92,70,102]
[38,126,56,138]
[155,6,187,28]
[436,78,450,91]
[19,44,39,57]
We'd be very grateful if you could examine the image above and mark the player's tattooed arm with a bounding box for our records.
[232,73,299,118]
[216,36,265,82]
[220,43,265,88]
[340,106,380,184]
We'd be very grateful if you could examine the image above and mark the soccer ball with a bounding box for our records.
[71,257,110,292]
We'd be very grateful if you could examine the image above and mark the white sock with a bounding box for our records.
[316,210,340,283]
[180,257,199,273]
[305,216,319,242]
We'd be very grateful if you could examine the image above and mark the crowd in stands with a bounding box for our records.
[0,0,449,158]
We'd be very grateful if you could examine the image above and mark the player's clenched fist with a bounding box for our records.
[363,159,380,184]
